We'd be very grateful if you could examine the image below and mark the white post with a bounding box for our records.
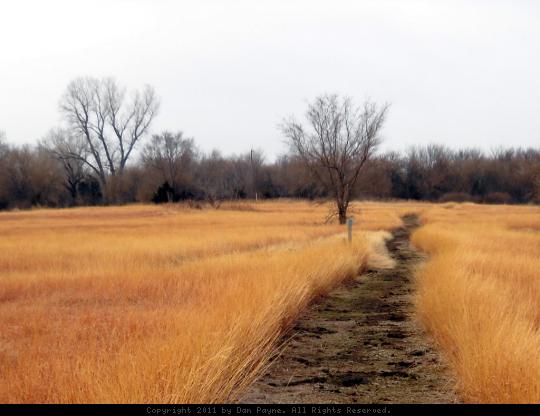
[347,217,354,243]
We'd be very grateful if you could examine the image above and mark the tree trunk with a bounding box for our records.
[337,201,347,225]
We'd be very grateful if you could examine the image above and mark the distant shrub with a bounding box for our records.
[439,192,476,203]
[483,192,512,204]
[152,182,175,203]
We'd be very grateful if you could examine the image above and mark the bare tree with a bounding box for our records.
[59,77,159,187]
[196,150,229,208]
[282,94,388,224]
[40,128,87,202]
[142,131,197,193]
[195,150,250,207]
[247,149,264,200]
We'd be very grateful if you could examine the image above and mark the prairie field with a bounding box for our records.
[413,203,540,403]
[3,199,540,404]
[0,200,412,403]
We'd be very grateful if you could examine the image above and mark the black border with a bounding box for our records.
[1,404,539,416]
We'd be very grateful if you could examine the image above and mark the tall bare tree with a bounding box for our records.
[59,77,159,186]
[282,94,388,224]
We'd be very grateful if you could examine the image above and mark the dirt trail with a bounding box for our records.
[241,215,458,403]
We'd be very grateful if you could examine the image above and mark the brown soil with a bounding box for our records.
[240,215,458,404]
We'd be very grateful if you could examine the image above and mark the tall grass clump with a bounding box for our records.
[412,203,540,403]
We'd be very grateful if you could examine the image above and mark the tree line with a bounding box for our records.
[2,130,539,210]
[1,78,539,213]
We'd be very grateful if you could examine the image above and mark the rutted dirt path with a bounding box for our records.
[241,215,458,403]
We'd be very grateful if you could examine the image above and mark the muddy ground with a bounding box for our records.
[241,215,458,403]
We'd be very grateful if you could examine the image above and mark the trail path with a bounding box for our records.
[241,215,458,403]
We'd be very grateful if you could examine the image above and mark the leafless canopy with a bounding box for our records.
[142,131,197,191]
[41,128,87,200]
[282,94,388,224]
[59,77,159,185]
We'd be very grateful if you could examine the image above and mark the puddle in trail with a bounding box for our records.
[240,215,459,404]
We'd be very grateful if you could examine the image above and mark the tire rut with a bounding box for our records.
[240,214,458,403]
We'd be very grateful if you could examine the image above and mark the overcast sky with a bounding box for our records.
[1,0,539,159]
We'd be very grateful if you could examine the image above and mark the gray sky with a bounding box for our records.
[1,0,539,159]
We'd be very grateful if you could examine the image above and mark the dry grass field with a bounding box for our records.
[412,203,540,403]
[3,199,540,404]
[0,200,413,403]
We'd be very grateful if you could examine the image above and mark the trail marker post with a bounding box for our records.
[347,217,355,244]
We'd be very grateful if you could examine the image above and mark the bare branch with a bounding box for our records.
[281,94,388,224]
[59,77,160,188]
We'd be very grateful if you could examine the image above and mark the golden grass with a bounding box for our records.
[412,203,540,403]
[0,200,412,403]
